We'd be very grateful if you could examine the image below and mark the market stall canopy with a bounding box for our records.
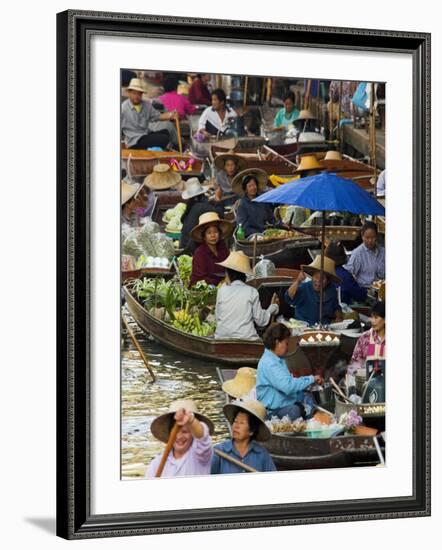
[253,172,385,216]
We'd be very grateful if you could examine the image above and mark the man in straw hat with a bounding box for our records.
[214,251,279,340]
[121,179,143,230]
[145,399,214,478]
[294,154,322,177]
[284,255,343,326]
[222,367,257,400]
[189,212,233,287]
[213,151,246,204]
[257,323,323,421]
[179,178,223,252]
[121,77,178,150]
[211,400,276,474]
[233,169,277,238]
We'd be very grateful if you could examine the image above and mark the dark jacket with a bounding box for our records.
[236,196,275,237]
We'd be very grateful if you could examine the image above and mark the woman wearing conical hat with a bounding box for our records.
[211,399,276,474]
[188,212,233,287]
[284,255,343,326]
[121,179,143,230]
[213,151,246,204]
[145,399,214,478]
[214,251,279,340]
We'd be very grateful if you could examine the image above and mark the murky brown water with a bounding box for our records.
[121,313,230,479]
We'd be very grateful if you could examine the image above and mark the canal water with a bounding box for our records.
[121,313,231,480]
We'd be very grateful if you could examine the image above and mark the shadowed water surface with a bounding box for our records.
[121,314,230,479]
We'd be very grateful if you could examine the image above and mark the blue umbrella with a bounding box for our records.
[253,172,385,215]
[253,172,385,324]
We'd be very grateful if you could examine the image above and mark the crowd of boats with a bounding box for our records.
[120,72,386,477]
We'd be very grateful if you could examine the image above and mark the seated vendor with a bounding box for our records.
[256,323,323,420]
[214,251,279,340]
[272,91,300,132]
[211,400,276,474]
[325,240,367,304]
[197,88,237,137]
[189,212,233,287]
[344,221,385,288]
[350,301,385,369]
[233,169,276,237]
[284,256,343,325]
[213,152,246,204]
[179,178,223,252]
[121,179,143,230]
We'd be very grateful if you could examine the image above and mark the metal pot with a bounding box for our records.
[309,384,334,406]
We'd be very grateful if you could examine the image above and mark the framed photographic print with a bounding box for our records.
[56,9,431,539]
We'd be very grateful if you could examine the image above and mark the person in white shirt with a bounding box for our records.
[145,399,214,478]
[214,251,279,340]
[197,88,237,138]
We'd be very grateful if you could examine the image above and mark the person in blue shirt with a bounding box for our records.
[284,255,343,325]
[325,240,367,305]
[256,323,323,420]
[211,400,276,474]
[272,91,300,132]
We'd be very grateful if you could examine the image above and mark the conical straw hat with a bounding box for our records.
[324,150,343,161]
[190,212,234,243]
[301,255,341,284]
[181,177,210,200]
[295,155,322,173]
[214,150,247,172]
[222,367,257,399]
[121,180,143,206]
[144,164,182,190]
[231,168,268,197]
[150,399,214,443]
[223,399,271,442]
[297,109,317,120]
[217,250,252,275]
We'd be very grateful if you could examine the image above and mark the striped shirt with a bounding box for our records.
[344,243,385,288]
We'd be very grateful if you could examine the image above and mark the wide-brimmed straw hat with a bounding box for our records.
[323,150,343,161]
[222,367,257,399]
[217,250,253,275]
[301,255,342,284]
[144,164,182,190]
[150,399,214,443]
[190,212,234,243]
[223,399,271,442]
[121,180,143,206]
[231,168,268,197]
[181,177,210,200]
[295,155,322,173]
[296,109,317,121]
[214,150,247,172]
[126,78,147,93]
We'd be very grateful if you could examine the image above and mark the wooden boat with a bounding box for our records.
[210,144,298,176]
[295,225,362,250]
[234,232,319,269]
[123,285,264,365]
[121,149,205,178]
[217,368,382,470]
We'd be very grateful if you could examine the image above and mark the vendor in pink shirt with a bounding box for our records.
[145,399,214,478]
[157,75,196,119]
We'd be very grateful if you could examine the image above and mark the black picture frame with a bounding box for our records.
[56,10,431,540]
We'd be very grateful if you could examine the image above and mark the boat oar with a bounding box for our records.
[329,377,351,403]
[373,435,385,465]
[175,115,183,154]
[252,234,258,271]
[155,423,180,477]
[121,311,156,382]
[214,448,257,473]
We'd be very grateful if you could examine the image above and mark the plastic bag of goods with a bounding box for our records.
[254,255,276,278]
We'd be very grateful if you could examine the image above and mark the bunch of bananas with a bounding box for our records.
[171,305,215,337]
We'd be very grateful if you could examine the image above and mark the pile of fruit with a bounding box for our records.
[163,202,187,234]
[172,305,216,337]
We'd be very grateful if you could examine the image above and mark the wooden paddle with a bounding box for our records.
[329,377,350,402]
[214,448,257,473]
[121,311,156,382]
[155,422,180,477]
[175,115,183,154]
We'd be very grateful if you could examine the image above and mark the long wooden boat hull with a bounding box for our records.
[124,286,265,365]
[218,368,381,470]
[121,149,205,177]
[234,234,319,269]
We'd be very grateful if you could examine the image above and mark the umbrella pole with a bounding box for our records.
[319,214,326,326]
